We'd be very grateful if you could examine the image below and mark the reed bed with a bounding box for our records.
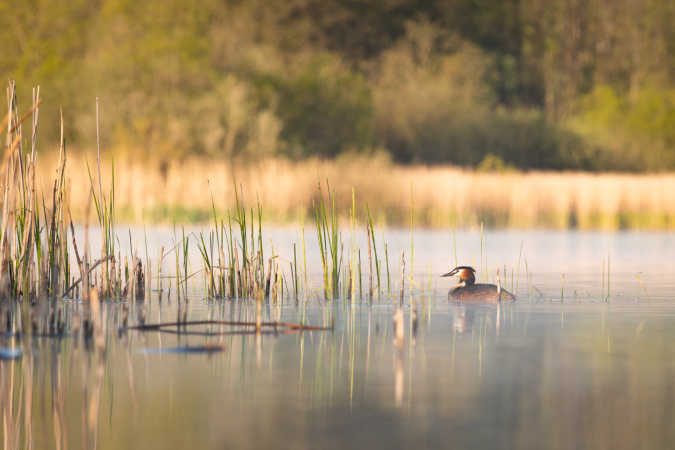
[0,82,149,323]
[0,81,343,352]
[0,80,405,350]
[0,80,621,317]
[0,82,339,342]
[37,152,675,230]
[0,80,352,314]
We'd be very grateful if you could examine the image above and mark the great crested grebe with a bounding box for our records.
[441,266,515,303]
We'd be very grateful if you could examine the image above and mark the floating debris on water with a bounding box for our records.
[139,345,226,355]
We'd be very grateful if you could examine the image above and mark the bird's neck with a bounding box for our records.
[462,276,475,286]
[459,269,476,285]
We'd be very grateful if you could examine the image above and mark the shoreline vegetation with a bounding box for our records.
[44,152,675,230]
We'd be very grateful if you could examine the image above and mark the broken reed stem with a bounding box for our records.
[62,255,114,298]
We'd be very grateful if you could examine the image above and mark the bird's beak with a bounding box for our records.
[441,271,455,278]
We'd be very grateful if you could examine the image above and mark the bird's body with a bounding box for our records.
[442,266,515,303]
[449,283,515,303]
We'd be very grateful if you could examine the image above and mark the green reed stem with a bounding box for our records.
[366,206,381,299]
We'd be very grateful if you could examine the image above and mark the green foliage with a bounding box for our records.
[258,57,374,158]
[0,0,673,170]
[477,154,515,173]
[570,85,675,170]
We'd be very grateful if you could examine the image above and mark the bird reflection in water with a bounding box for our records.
[450,302,502,336]
[451,304,472,334]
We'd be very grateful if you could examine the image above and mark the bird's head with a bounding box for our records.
[441,266,476,285]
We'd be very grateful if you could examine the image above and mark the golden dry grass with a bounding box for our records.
[40,152,675,229]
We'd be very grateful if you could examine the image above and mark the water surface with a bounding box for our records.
[1,229,674,449]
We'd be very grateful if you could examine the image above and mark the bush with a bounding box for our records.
[569,85,675,170]
[256,56,374,158]
[370,22,595,170]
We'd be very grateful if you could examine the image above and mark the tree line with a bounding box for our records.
[1,0,673,170]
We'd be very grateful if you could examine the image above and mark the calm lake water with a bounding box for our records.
[2,228,674,449]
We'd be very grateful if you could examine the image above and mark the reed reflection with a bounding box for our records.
[0,292,673,450]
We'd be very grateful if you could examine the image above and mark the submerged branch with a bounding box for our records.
[120,319,332,332]
[143,328,302,337]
